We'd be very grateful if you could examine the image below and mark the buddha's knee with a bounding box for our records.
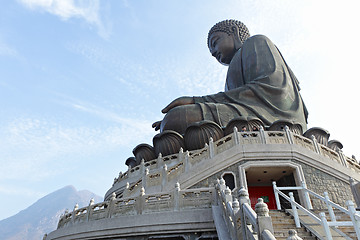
[160,105,203,135]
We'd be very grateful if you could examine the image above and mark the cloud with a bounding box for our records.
[18,0,111,39]
[0,185,44,198]
[0,40,19,57]
[0,115,153,181]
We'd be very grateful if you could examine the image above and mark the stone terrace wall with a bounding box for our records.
[297,161,354,209]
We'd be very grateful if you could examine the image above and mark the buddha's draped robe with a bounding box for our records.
[193,34,308,131]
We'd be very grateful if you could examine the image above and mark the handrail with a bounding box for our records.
[262,229,276,240]
[305,187,350,215]
[243,202,257,227]
[276,190,321,223]
[273,181,360,240]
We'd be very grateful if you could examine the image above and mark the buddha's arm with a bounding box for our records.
[161,96,195,113]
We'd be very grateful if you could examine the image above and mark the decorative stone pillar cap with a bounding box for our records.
[238,187,249,198]
[225,186,231,195]
[175,182,180,190]
[219,178,226,186]
[286,229,303,240]
[232,198,240,210]
[111,192,116,200]
[255,198,269,216]
[140,187,145,196]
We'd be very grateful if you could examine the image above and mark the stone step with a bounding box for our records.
[273,230,314,240]
[269,210,317,240]
[310,209,356,238]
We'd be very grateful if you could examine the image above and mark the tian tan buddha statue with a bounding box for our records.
[152,19,308,136]
[129,19,309,165]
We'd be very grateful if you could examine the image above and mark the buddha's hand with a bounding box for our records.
[161,96,194,113]
[152,121,162,131]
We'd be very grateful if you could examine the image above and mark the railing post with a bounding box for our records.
[324,192,336,222]
[219,178,226,192]
[272,181,281,210]
[346,200,360,239]
[214,179,220,204]
[255,198,274,239]
[142,168,149,189]
[184,150,190,172]
[178,147,183,162]
[233,126,240,145]
[204,143,210,159]
[157,153,163,168]
[301,181,313,210]
[232,198,241,239]
[107,192,116,218]
[311,135,320,154]
[238,187,251,240]
[224,186,232,203]
[174,182,180,211]
[123,182,130,198]
[140,159,145,174]
[289,192,301,228]
[319,212,333,240]
[161,164,167,191]
[71,203,78,224]
[337,149,348,167]
[259,126,267,144]
[232,198,240,214]
[209,137,215,158]
[137,187,145,215]
[286,229,303,240]
[86,198,94,221]
[284,125,294,144]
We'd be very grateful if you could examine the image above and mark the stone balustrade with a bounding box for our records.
[108,127,360,200]
[215,178,275,240]
[57,184,215,229]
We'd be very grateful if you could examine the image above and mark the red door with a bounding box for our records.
[247,186,276,210]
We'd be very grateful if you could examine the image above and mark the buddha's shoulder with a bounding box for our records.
[244,34,274,46]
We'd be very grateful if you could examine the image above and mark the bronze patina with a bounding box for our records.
[152,20,308,135]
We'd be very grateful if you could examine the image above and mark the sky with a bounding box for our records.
[0,0,360,220]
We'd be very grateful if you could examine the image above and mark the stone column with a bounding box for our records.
[107,192,116,218]
[255,198,274,240]
[86,198,94,221]
[238,187,250,240]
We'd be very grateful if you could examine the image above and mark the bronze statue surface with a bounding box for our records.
[152,20,308,135]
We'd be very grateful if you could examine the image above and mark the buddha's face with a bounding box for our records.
[208,31,239,65]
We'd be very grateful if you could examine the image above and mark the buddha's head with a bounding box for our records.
[207,20,250,65]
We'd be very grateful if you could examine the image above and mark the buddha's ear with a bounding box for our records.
[231,25,242,49]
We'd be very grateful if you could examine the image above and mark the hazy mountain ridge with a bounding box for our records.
[0,185,102,240]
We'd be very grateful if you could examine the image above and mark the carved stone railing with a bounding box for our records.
[57,184,215,229]
[108,127,360,200]
[273,181,360,239]
[215,178,275,240]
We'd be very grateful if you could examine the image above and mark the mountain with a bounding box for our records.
[0,185,102,240]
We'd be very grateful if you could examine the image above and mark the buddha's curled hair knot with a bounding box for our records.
[207,19,250,48]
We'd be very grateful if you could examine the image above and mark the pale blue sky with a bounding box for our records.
[1,0,359,220]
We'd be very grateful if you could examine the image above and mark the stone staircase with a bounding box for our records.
[269,210,316,240]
